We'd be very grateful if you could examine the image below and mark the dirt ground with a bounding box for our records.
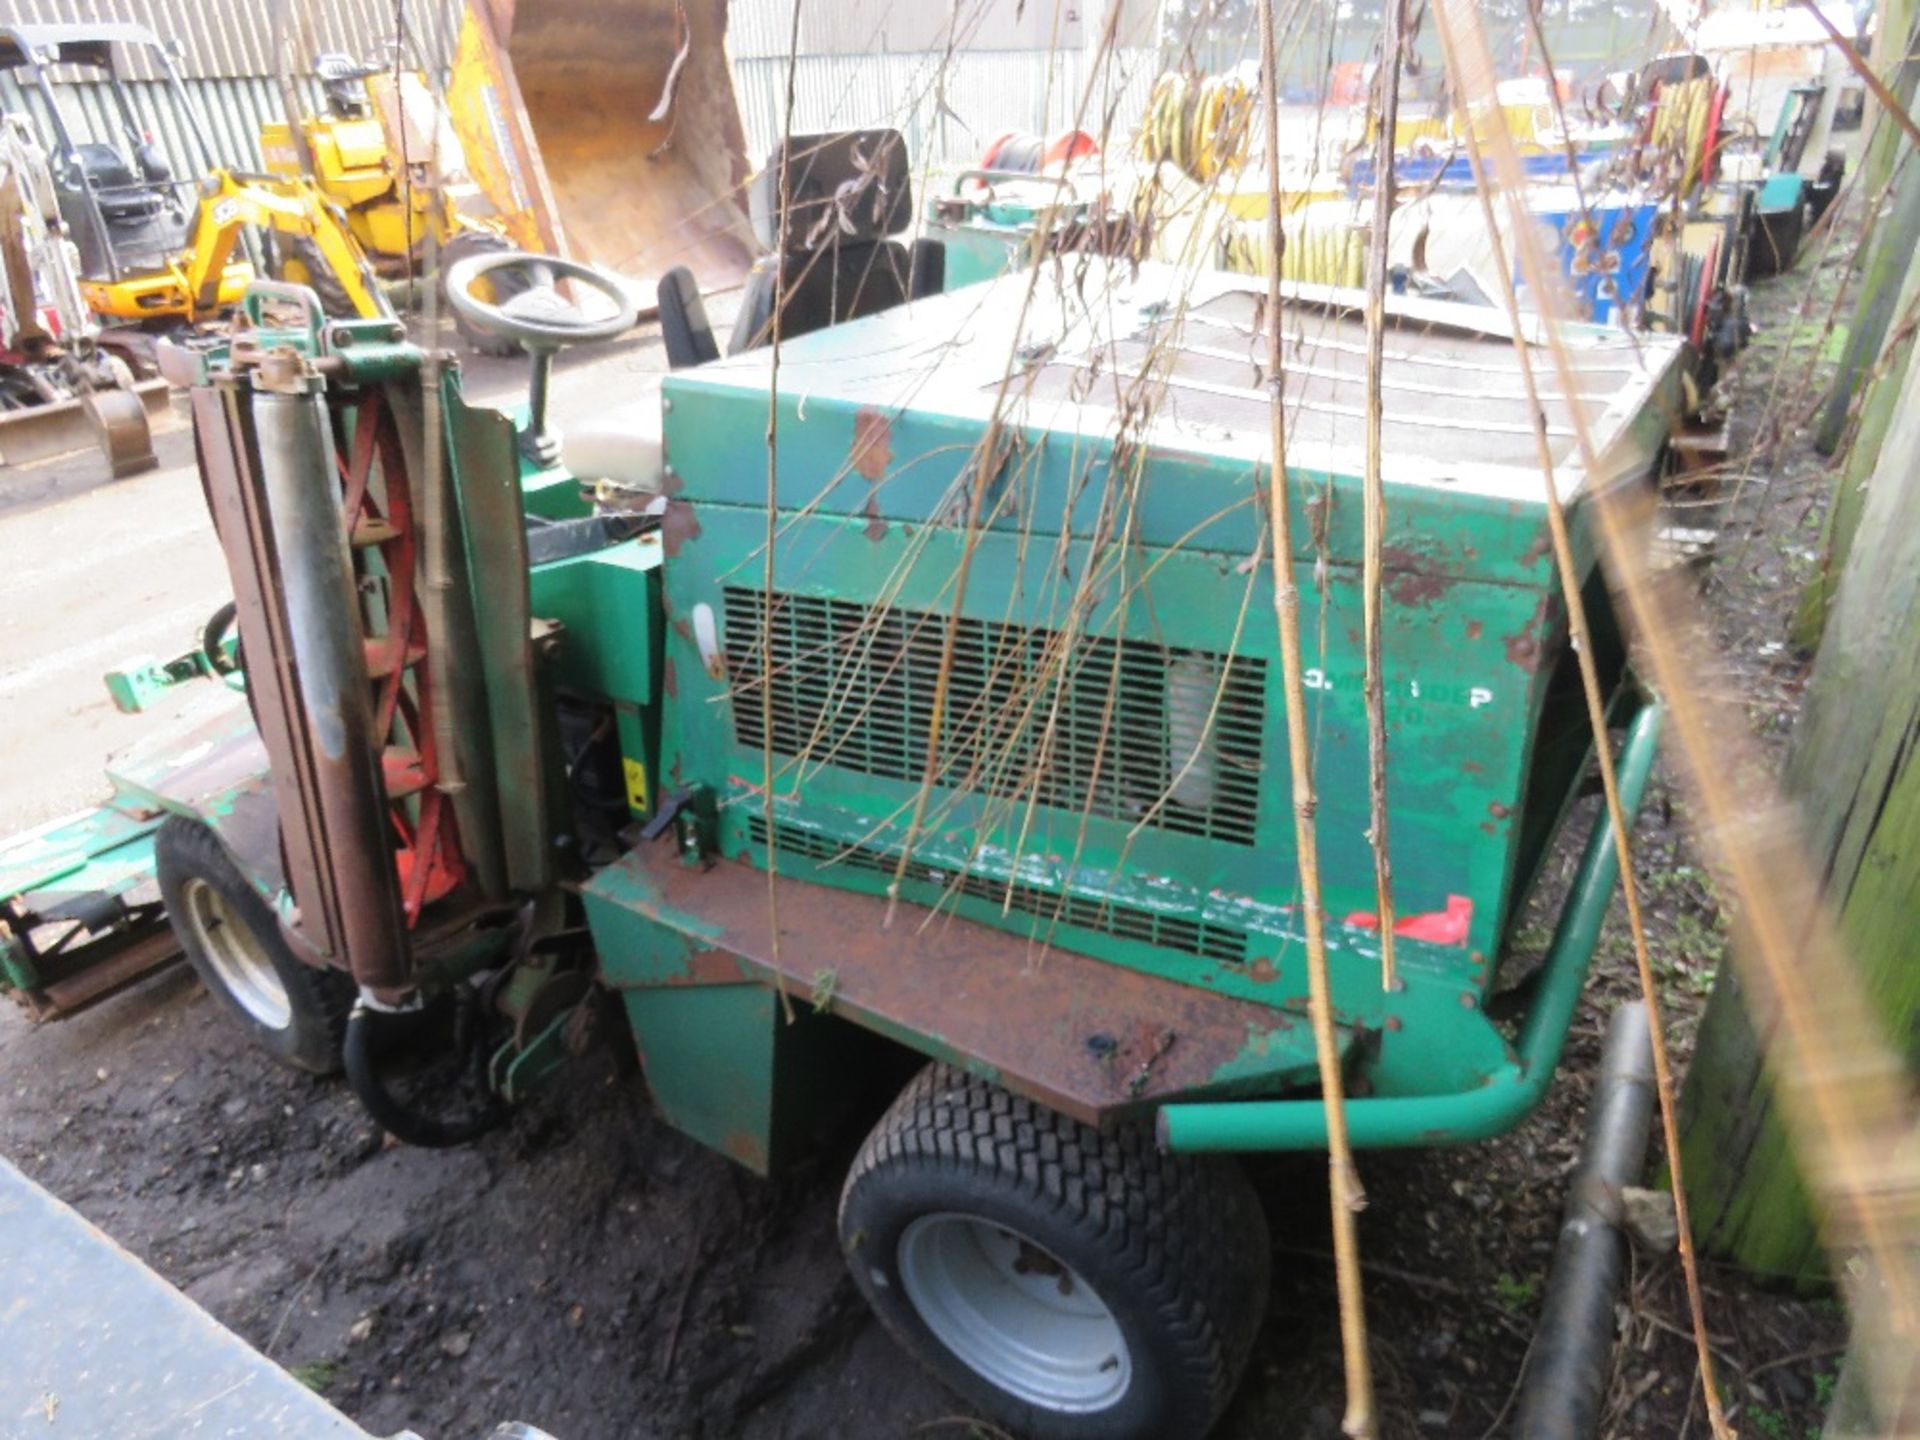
[0,207,1860,1439]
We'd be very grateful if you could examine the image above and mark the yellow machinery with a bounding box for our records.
[264,0,765,318]
[443,0,756,299]
[259,54,483,283]
[85,168,386,323]
[0,22,387,327]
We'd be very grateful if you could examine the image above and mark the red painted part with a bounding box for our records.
[1041,128,1099,168]
[1690,237,1719,350]
[1698,83,1729,185]
[979,129,1099,176]
[332,388,468,927]
[1329,61,1367,105]
[1342,895,1474,947]
[978,130,1018,169]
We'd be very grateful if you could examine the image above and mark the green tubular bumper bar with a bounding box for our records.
[1158,702,1664,1153]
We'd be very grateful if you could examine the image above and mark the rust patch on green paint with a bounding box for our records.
[863,495,888,541]
[850,407,893,480]
[1247,955,1279,983]
[661,499,702,558]
[1380,545,1453,606]
[1488,801,1510,819]
[662,656,678,699]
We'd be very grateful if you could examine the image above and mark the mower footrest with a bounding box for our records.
[586,842,1339,1129]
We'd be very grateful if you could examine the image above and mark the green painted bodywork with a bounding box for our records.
[10,265,1686,1178]
[102,643,238,714]
[921,174,1096,289]
[526,536,666,822]
[0,804,160,993]
[562,263,1684,1162]
[1159,702,1663,1150]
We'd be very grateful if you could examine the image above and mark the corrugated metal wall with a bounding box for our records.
[0,0,457,176]
[732,47,1158,168]
[728,0,1157,167]
[0,0,459,80]
[0,0,1152,186]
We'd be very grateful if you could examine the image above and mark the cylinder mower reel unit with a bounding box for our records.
[442,250,638,468]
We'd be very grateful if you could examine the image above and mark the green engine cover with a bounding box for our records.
[586,263,1683,1138]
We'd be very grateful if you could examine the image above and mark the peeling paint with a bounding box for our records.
[660,500,702,558]
[1379,544,1453,606]
[850,407,893,480]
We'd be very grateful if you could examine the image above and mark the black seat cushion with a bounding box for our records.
[728,238,914,353]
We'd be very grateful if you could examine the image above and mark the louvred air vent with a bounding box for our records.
[724,587,1265,845]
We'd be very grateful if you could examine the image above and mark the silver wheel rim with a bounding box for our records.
[897,1212,1132,1414]
[179,876,292,1030]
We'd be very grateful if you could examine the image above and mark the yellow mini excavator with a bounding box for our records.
[0,22,388,326]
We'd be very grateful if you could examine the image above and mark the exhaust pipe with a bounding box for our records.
[1512,1002,1658,1439]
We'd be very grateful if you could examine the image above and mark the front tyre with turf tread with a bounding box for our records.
[838,1063,1269,1440]
[154,816,352,1074]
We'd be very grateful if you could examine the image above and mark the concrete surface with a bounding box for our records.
[0,312,684,836]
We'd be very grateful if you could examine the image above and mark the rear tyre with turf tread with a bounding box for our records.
[154,815,352,1074]
[838,1062,1269,1440]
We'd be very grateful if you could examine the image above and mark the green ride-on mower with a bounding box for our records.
[0,132,1678,1439]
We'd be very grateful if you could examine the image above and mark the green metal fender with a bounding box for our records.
[1157,702,1664,1152]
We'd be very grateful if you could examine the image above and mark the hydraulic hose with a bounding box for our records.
[342,994,505,1149]
[1511,1002,1658,1439]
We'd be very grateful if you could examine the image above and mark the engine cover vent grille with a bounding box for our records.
[724,588,1266,845]
[746,816,1249,964]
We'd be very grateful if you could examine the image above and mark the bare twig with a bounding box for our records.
[1435,1,1920,1432]
[1361,0,1408,993]
[1430,11,1732,1435]
[1258,3,1375,1433]
[761,0,807,1025]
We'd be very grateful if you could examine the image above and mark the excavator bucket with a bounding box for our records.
[447,0,757,303]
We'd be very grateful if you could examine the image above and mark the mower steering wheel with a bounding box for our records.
[443,251,637,351]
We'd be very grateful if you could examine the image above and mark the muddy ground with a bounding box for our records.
[0,204,1863,1439]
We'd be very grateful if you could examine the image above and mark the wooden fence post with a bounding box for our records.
[1678,311,1920,1289]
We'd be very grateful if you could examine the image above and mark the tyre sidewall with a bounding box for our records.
[154,818,347,1074]
[841,1156,1198,1439]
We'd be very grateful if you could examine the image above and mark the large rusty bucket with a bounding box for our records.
[447,0,756,301]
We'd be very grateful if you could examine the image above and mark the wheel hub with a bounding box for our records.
[898,1212,1132,1414]
[179,876,292,1031]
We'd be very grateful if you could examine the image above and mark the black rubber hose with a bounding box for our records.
[201,600,240,675]
[342,996,506,1150]
[1512,1002,1658,1440]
